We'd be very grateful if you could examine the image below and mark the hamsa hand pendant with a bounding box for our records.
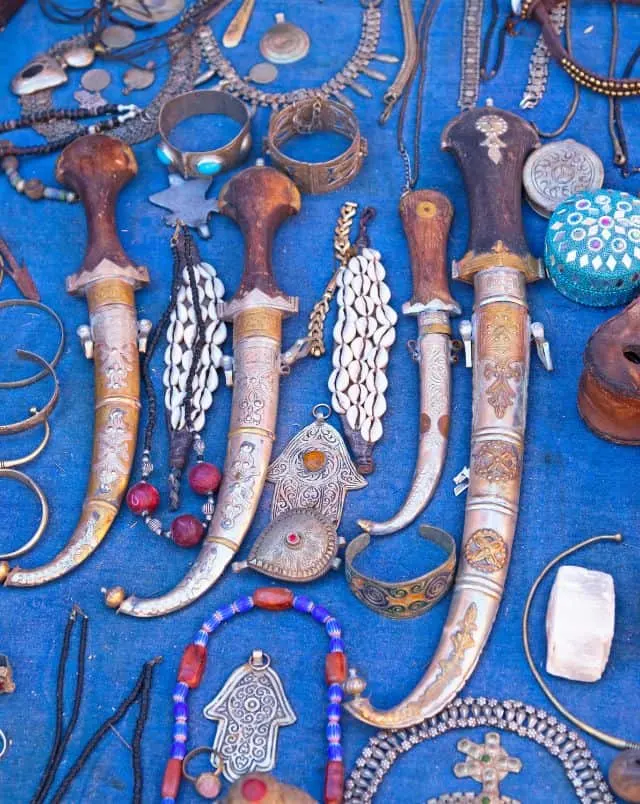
[203,650,296,782]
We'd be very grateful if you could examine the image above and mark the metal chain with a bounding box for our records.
[306,202,358,358]
[520,0,567,109]
[345,696,614,803]
[458,0,484,110]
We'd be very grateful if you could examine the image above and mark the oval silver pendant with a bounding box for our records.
[523,139,604,218]
[63,46,95,69]
[259,13,310,64]
[100,24,136,50]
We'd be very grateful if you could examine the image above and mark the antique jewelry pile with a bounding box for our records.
[0,0,639,802]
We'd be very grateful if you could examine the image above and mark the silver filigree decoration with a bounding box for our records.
[204,651,296,782]
[219,442,259,529]
[476,115,508,165]
[96,408,129,494]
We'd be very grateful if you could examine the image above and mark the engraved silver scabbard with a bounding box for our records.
[358,190,460,536]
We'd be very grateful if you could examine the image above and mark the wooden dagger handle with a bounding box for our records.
[218,165,301,301]
[56,134,137,274]
[442,107,539,280]
[399,190,460,314]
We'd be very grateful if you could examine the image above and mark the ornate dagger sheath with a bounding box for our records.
[118,165,302,617]
[358,190,460,535]
[6,135,149,588]
[347,107,551,728]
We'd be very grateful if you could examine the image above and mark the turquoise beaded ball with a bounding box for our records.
[544,189,640,307]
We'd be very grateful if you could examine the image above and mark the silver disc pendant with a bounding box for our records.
[523,139,604,218]
[81,68,111,93]
[248,62,279,85]
[259,13,310,64]
[62,46,95,69]
[100,24,136,50]
[203,650,296,782]
[123,62,156,94]
[114,0,184,22]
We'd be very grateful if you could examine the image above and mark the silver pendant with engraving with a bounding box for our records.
[259,13,310,65]
[203,650,296,782]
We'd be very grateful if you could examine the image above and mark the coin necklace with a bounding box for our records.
[197,0,396,111]
[162,587,348,803]
[121,225,226,560]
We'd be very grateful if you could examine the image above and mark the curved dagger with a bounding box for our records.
[358,190,460,535]
[118,165,302,618]
[5,135,149,588]
[346,107,547,728]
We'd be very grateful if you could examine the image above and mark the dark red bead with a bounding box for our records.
[324,760,344,804]
[161,758,183,799]
[253,587,294,611]
[126,481,160,515]
[170,514,205,548]
[177,643,207,688]
[241,777,269,801]
[188,461,222,495]
[325,651,347,685]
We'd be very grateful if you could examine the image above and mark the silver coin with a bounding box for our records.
[81,68,112,92]
[63,46,95,69]
[260,13,310,65]
[248,62,279,85]
[123,65,155,93]
[523,139,604,218]
[114,0,184,23]
[100,24,136,50]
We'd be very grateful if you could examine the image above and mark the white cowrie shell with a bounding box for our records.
[347,384,361,404]
[171,343,182,366]
[343,285,356,307]
[364,344,377,366]
[337,343,354,367]
[375,370,389,393]
[207,369,219,392]
[372,393,387,418]
[214,277,225,298]
[200,388,213,411]
[187,305,196,323]
[208,300,218,319]
[210,344,223,367]
[361,274,372,296]
[346,405,360,430]
[356,254,369,273]
[351,336,365,359]
[204,277,215,300]
[182,266,190,283]
[201,261,216,278]
[181,350,193,372]
[162,366,171,387]
[212,322,227,345]
[191,410,206,432]
[354,296,374,317]
[378,283,392,305]
[171,406,182,430]
[177,285,187,303]
[164,389,172,410]
[177,301,189,323]
[327,369,337,394]
[192,387,202,408]
[370,283,381,306]
[205,320,217,341]
[373,260,386,282]
[363,391,376,418]
[183,323,196,349]
[356,316,370,337]
[332,390,349,414]
[365,371,377,392]
[383,304,398,326]
[335,367,350,392]
[375,349,389,369]
[351,274,363,296]
[348,361,361,384]
[348,255,362,274]
[200,347,211,367]
[375,326,396,349]
[362,247,381,261]
[341,317,357,344]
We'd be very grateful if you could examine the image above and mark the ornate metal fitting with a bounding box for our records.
[345,525,457,619]
[157,90,252,179]
[203,650,296,782]
[265,98,367,195]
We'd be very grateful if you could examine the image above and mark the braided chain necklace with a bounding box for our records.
[345,696,614,802]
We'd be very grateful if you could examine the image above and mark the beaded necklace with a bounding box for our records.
[162,587,347,804]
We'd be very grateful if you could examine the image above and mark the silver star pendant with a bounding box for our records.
[149,175,218,238]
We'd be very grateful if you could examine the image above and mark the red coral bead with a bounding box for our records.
[178,643,207,688]
[324,760,344,804]
[241,777,269,801]
[325,652,347,685]
[253,587,294,610]
[161,758,183,799]
[188,461,222,495]
[170,514,205,548]
[126,481,160,515]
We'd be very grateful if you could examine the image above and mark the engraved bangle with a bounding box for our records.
[265,98,368,195]
[0,468,49,560]
[0,300,64,389]
[345,525,456,620]
[0,351,59,436]
[157,90,253,179]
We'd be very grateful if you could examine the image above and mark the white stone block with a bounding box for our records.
[545,564,615,683]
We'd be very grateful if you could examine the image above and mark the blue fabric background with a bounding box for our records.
[0,1,639,801]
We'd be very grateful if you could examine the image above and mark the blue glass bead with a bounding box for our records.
[156,144,173,166]
[326,722,342,743]
[234,596,254,613]
[327,702,341,721]
[325,618,342,638]
[194,629,209,647]
[218,604,237,621]
[328,683,343,703]
[203,616,221,633]
[312,605,331,624]
[329,638,344,653]
[195,156,223,176]
[172,682,189,703]
[162,798,176,804]
[293,595,315,613]
[173,701,189,720]
[328,744,343,762]
[173,721,188,739]
[171,741,187,760]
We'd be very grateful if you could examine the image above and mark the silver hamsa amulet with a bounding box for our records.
[203,650,296,782]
